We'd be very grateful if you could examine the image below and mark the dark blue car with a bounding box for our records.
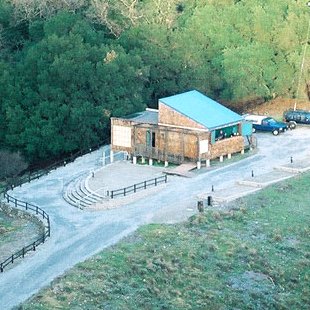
[284,109,310,126]
[244,114,289,135]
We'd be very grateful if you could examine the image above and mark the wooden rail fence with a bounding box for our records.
[7,142,106,190]
[0,193,50,272]
[110,175,167,199]
[0,141,108,273]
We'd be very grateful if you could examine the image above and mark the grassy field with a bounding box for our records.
[21,173,310,310]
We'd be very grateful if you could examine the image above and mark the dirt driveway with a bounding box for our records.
[1,127,310,309]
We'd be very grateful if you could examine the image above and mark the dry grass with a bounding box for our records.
[21,173,310,310]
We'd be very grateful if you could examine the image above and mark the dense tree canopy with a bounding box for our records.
[0,10,145,161]
[0,0,309,163]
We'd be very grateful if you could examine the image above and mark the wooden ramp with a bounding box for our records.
[164,163,197,178]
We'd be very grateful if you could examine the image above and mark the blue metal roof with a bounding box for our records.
[159,90,242,129]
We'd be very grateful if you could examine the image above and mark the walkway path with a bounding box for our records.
[1,128,310,309]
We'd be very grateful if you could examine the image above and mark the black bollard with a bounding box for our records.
[207,196,213,206]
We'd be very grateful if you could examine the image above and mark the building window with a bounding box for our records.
[215,125,239,141]
[152,132,156,147]
[146,130,151,146]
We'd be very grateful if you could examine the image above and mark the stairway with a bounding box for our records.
[63,176,107,209]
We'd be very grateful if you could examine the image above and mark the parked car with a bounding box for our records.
[243,114,289,135]
[283,109,310,127]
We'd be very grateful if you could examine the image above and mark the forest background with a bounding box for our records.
[0,0,309,170]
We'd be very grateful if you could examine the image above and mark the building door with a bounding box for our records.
[146,131,156,147]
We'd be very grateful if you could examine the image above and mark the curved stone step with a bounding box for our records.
[70,190,92,207]
[63,177,88,209]
[83,175,106,200]
[78,182,102,202]
[63,174,107,209]
[63,188,83,209]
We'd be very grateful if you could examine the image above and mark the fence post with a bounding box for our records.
[25,202,28,210]
[36,206,38,215]
[134,184,136,193]
[124,188,126,197]
[111,191,114,199]
[11,255,14,264]
[48,218,50,237]
[33,242,36,251]
[165,175,167,183]
[155,178,157,186]
[0,264,3,272]
[144,181,146,189]
[22,247,25,258]
[15,199,17,208]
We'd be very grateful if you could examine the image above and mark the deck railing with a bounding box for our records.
[134,145,184,164]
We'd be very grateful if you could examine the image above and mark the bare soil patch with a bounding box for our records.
[0,204,44,262]
[245,97,310,119]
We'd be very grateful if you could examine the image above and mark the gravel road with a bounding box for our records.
[1,128,310,309]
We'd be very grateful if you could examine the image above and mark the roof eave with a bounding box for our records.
[208,120,243,131]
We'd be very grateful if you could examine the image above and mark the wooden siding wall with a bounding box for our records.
[111,117,245,162]
[209,136,244,159]
[158,103,205,129]
[134,125,209,159]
